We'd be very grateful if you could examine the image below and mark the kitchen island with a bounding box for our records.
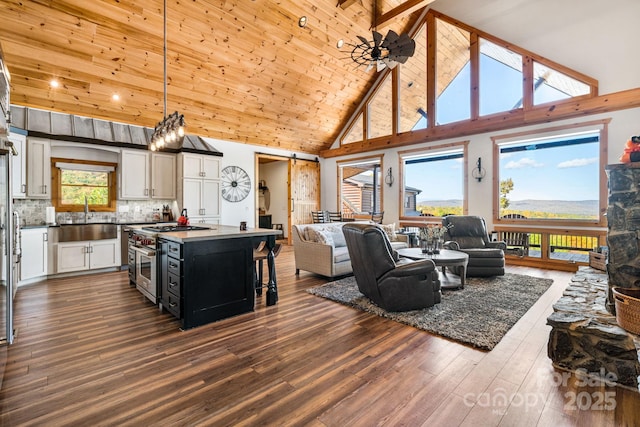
[137,224,281,330]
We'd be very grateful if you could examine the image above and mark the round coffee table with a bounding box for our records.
[396,248,469,289]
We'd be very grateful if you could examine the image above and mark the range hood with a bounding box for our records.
[8,105,223,156]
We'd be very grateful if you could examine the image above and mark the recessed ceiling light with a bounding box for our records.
[337,39,344,49]
[298,16,307,28]
[50,79,60,88]
[112,93,120,101]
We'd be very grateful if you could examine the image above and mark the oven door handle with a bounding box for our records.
[131,246,156,257]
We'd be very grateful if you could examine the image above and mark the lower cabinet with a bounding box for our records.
[57,239,120,273]
[159,236,255,329]
[20,227,48,282]
[159,239,182,319]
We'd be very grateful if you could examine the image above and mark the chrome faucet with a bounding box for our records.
[84,196,89,223]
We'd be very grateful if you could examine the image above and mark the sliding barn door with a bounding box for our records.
[289,159,320,245]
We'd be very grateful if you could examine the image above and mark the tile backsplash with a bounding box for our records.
[14,199,178,226]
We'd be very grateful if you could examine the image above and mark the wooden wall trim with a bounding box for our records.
[321,87,640,158]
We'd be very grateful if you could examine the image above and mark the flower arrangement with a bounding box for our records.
[419,223,454,254]
[419,223,453,241]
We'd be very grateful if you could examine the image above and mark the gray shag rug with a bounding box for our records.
[306,273,553,351]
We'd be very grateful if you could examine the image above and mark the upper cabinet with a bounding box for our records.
[120,150,149,199]
[8,133,26,199]
[151,152,176,199]
[177,153,221,222]
[182,153,220,180]
[120,150,176,200]
[27,137,51,199]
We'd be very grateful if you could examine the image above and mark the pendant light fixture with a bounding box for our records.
[149,0,185,151]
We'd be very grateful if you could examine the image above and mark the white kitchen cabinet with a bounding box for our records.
[120,149,150,199]
[181,153,219,179]
[151,152,176,199]
[57,239,119,273]
[181,178,220,219]
[9,133,27,199]
[27,137,51,198]
[120,150,176,200]
[178,154,221,223]
[20,227,48,281]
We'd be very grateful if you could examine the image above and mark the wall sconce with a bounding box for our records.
[385,167,394,187]
[472,157,486,182]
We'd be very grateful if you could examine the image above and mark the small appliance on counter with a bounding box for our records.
[45,206,57,225]
[177,209,189,226]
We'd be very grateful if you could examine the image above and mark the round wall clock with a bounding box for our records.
[221,166,251,202]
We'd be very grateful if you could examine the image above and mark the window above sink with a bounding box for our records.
[51,157,117,212]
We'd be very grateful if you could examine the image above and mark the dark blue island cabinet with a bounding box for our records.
[157,225,281,330]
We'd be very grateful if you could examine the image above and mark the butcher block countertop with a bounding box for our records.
[132,224,281,243]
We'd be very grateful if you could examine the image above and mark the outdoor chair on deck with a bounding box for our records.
[500,214,530,257]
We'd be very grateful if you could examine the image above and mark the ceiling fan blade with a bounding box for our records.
[382,58,398,69]
[388,40,416,60]
[357,35,372,48]
[381,30,399,48]
[372,31,383,48]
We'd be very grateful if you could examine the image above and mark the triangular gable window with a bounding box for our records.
[339,9,597,146]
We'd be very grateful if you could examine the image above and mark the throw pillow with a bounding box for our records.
[307,228,334,246]
[380,223,397,242]
[325,225,347,247]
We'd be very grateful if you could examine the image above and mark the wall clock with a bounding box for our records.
[221,166,251,202]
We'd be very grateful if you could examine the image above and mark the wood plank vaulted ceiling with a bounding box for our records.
[0,0,432,155]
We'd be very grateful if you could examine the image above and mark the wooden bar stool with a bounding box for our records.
[253,242,282,296]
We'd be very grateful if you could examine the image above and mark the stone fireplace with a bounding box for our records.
[605,162,640,313]
[546,162,640,391]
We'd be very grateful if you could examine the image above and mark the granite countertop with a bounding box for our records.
[132,224,281,243]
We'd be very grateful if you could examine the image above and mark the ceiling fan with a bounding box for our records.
[346,1,416,72]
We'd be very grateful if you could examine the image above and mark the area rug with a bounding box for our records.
[306,273,553,351]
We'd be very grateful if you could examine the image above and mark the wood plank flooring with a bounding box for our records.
[1,244,639,426]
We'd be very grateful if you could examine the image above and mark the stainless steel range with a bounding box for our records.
[129,229,158,303]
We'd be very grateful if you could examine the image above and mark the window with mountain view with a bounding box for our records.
[495,126,606,222]
[52,159,117,212]
[400,143,467,217]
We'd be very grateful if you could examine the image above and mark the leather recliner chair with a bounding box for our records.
[442,215,506,277]
[342,223,441,312]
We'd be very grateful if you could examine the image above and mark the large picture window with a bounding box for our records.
[400,143,467,218]
[494,122,608,225]
[337,156,384,219]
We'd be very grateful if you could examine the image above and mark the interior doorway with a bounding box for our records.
[255,154,320,245]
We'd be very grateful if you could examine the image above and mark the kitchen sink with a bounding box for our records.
[58,223,118,242]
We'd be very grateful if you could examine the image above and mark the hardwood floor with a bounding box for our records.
[1,244,639,426]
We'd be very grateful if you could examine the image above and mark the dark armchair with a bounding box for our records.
[442,215,506,277]
[342,223,441,311]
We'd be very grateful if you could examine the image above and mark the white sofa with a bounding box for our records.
[292,222,409,278]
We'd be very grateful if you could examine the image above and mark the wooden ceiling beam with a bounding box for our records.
[376,0,433,29]
[320,87,640,158]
